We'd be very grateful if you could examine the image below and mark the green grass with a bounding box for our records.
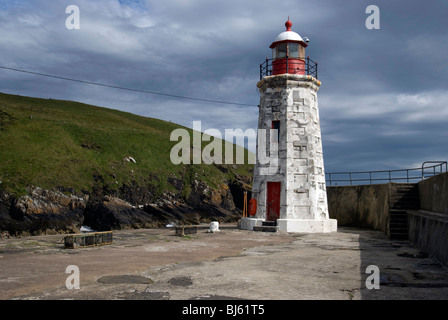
[0,92,253,198]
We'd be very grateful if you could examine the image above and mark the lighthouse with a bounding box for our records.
[242,19,337,233]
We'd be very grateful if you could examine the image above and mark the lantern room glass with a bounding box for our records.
[289,43,299,58]
[277,43,287,58]
[273,43,303,59]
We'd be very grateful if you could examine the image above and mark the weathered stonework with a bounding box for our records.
[244,74,337,233]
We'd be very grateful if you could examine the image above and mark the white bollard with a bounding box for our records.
[208,221,220,233]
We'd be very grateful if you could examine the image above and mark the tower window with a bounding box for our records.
[272,120,280,142]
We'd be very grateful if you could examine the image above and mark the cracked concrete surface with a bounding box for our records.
[1,224,448,300]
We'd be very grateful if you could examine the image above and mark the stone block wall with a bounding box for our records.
[253,74,328,223]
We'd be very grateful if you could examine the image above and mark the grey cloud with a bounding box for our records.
[0,0,447,174]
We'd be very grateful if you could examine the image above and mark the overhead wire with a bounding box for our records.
[0,65,258,107]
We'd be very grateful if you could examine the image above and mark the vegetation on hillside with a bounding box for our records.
[0,92,253,199]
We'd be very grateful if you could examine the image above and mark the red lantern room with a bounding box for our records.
[269,18,308,76]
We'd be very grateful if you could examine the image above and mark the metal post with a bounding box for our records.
[306,56,309,75]
[422,162,426,180]
[243,191,247,218]
[266,58,269,72]
[286,55,289,74]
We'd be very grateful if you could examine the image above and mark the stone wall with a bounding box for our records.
[408,172,448,265]
[408,211,448,265]
[326,174,448,265]
[418,172,448,214]
[326,184,390,233]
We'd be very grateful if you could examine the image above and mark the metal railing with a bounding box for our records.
[64,231,113,249]
[259,56,318,80]
[326,161,447,186]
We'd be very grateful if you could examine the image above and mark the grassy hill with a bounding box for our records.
[0,92,253,200]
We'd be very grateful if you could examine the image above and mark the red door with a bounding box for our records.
[267,182,281,222]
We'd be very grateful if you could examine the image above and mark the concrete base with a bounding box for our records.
[239,218,265,231]
[277,219,337,233]
[240,217,337,233]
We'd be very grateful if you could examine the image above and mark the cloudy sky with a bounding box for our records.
[1,0,447,176]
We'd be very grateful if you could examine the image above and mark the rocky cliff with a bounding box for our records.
[0,172,251,236]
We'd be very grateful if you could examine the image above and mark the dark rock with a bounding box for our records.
[0,189,15,234]
[116,182,157,206]
[229,180,252,211]
[83,196,160,231]
[0,168,252,235]
[1,187,86,236]
[143,201,201,226]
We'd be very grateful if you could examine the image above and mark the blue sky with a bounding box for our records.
[0,0,447,174]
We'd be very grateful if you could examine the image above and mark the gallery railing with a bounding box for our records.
[326,161,447,186]
[259,56,318,80]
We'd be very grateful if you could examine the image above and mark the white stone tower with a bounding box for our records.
[242,19,337,233]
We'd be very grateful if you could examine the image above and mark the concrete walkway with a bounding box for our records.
[1,225,448,300]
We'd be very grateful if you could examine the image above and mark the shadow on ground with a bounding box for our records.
[358,229,448,299]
